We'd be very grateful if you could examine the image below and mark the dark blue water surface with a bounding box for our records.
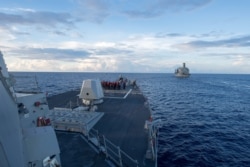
[11,72,250,167]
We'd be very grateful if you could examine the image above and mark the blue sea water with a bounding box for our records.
[11,72,250,167]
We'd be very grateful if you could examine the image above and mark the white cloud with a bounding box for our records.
[2,31,250,74]
[94,42,116,48]
[232,55,245,66]
[6,58,59,71]
[0,27,16,41]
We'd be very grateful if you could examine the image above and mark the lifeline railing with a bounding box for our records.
[50,107,160,167]
[87,128,139,167]
[11,74,41,93]
[51,111,139,167]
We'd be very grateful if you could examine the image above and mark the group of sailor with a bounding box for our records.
[101,80,127,90]
[102,75,128,90]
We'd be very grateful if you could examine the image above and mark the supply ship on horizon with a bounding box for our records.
[175,63,191,78]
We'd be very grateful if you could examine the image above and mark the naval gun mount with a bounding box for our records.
[78,79,104,110]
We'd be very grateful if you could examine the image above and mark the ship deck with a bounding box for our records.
[47,85,155,167]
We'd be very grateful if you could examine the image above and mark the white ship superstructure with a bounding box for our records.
[0,51,60,167]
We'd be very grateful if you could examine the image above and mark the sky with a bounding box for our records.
[0,0,250,74]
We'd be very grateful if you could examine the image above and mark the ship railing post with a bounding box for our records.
[151,137,155,160]
[153,125,157,160]
[79,123,81,133]
[85,124,89,140]
[95,129,101,151]
[154,126,158,161]
[149,123,156,160]
[117,146,123,167]
[103,135,108,158]
[155,132,158,167]
[135,160,139,167]
[80,123,85,135]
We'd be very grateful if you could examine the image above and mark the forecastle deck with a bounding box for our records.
[47,85,157,167]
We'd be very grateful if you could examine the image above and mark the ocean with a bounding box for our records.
[11,72,250,167]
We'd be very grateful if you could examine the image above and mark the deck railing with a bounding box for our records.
[88,128,139,167]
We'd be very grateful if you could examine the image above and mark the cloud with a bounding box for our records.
[155,32,184,38]
[75,55,156,72]
[10,48,90,61]
[3,29,250,73]
[5,47,153,72]
[0,0,213,29]
[0,10,74,28]
[74,0,110,23]
[3,35,171,72]
[123,0,212,18]
[7,59,61,72]
[201,52,250,58]
[183,35,250,48]
[72,0,213,22]
[0,27,16,40]
[52,31,67,36]
[230,55,250,71]
[93,47,133,55]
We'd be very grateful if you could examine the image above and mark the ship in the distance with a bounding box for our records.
[175,62,190,78]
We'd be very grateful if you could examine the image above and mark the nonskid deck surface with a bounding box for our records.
[95,88,153,166]
[47,90,80,109]
[47,86,155,167]
[56,132,110,167]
